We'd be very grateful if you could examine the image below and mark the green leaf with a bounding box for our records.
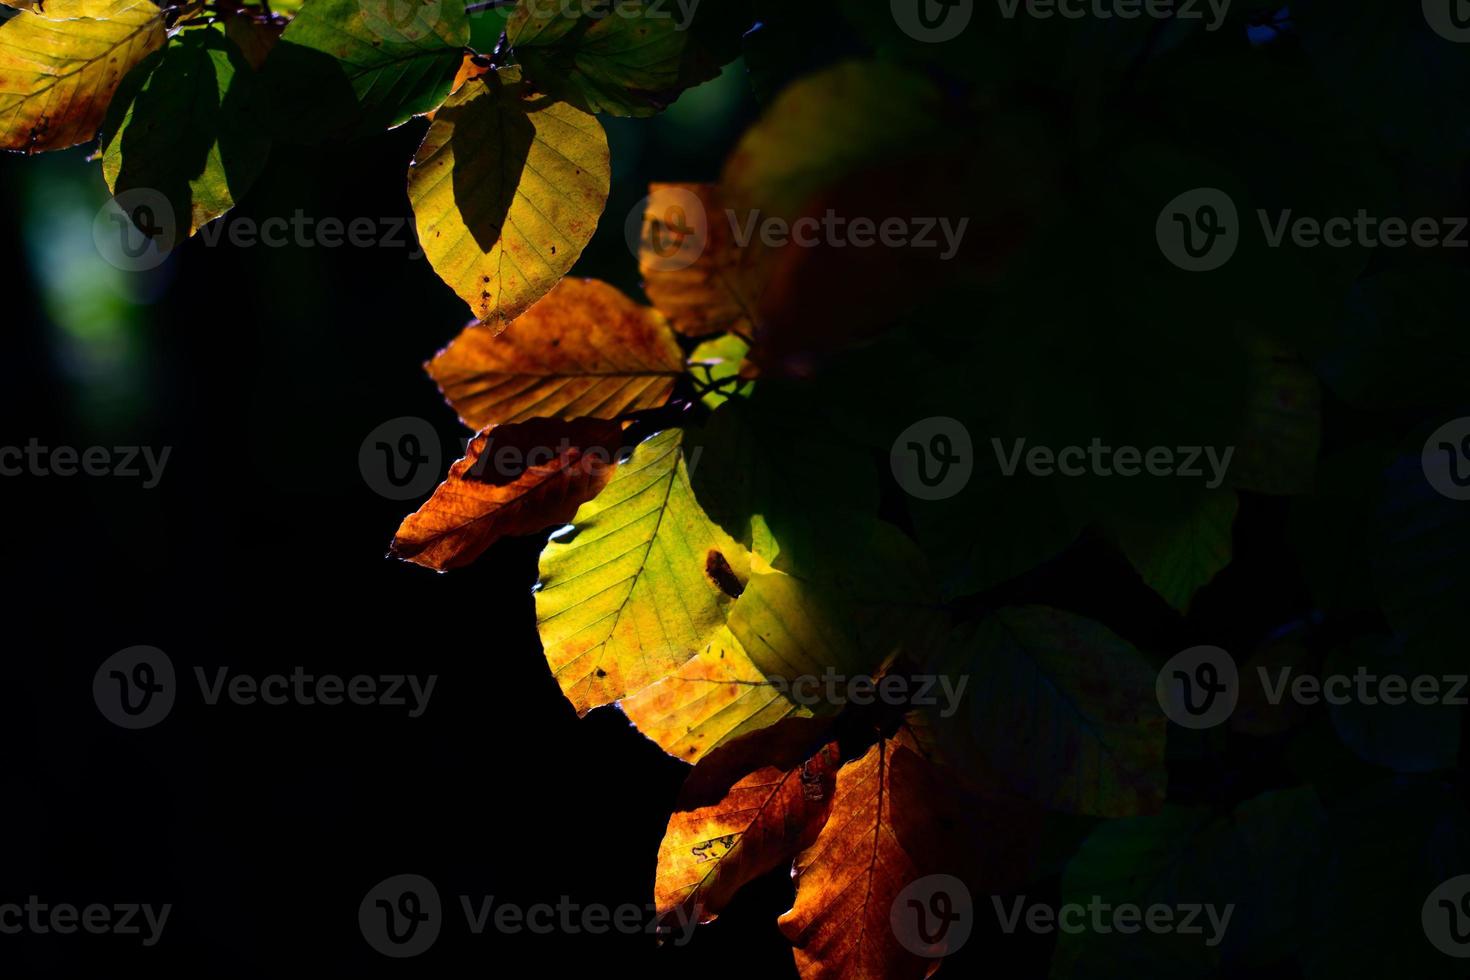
[930,607,1167,817]
[534,428,750,716]
[687,333,752,410]
[1110,490,1238,614]
[409,64,610,326]
[102,28,270,240]
[506,0,750,117]
[260,0,468,141]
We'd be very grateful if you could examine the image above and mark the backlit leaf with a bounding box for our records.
[426,277,682,430]
[261,0,468,140]
[0,0,165,152]
[638,182,766,338]
[778,738,966,980]
[409,64,610,327]
[655,741,840,925]
[102,27,270,240]
[534,428,750,715]
[390,416,624,571]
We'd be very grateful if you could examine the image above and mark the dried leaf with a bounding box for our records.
[655,742,840,926]
[391,416,624,571]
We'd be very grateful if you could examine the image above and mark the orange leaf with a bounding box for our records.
[656,742,841,928]
[638,182,768,338]
[390,417,624,571]
[778,739,966,980]
[427,277,683,429]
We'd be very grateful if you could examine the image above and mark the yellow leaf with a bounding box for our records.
[534,428,750,716]
[0,0,165,152]
[409,65,610,328]
[620,624,812,764]
[427,277,683,430]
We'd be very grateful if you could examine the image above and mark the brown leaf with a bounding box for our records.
[222,12,283,72]
[656,742,841,927]
[390,416,624,571]
[427,277,683,430]
[638,182,768,338]
[778,739,967,980]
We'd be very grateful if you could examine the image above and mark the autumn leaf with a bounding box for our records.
[222,11,284,71]
[638,182,766,338]
[260,0,468,141]
[655,741,840,927]
[0,0,165,153]
[390,416,624,572]
[409,65,610,328]
[778,738,967,980]
[426,277,683,430]
[620,624,815,765]
[101,27,270,240]
[534,427,750,716]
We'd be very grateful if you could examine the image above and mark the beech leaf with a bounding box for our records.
[534,428,750,715]
[390,416,624,571]
[426,277,683,430]
[409,64,610,327]
[0,0,165,153]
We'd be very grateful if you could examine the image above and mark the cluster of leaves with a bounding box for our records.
[0,0,746,320]
[7,0,1470,976]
